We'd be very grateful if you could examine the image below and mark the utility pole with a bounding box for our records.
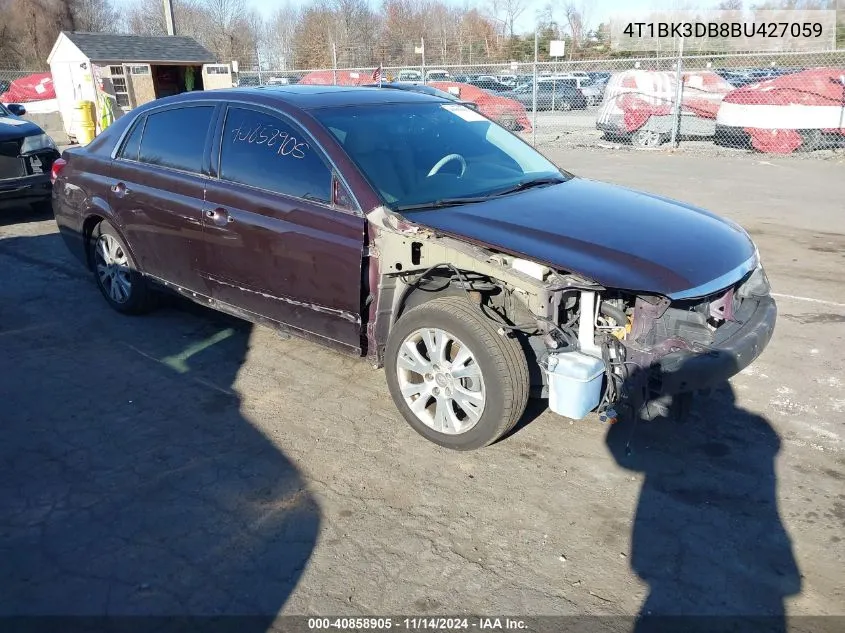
[163,0,176,36]
[532,29,538,146]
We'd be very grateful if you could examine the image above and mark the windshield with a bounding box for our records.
[0,103,9,116]
[314,102,564,210]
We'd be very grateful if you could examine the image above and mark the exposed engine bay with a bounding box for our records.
[369,207,776,422]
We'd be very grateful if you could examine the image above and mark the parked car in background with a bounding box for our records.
[466,76,513,93]
[597,70,734,147]
[504,78,588,111]
[397,69,423,82]
[716,68,845,153]
[430,81,532,130]
[52,85,776,450]
[425,70,451,81]
[573,76,604,106]
[496,74,518,88]
[0,101,60,213]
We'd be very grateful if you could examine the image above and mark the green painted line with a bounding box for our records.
[161,328,235,374]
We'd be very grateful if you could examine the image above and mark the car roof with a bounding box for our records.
[144,84,446,111]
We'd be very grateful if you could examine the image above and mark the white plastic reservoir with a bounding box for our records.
[546,351,606,420]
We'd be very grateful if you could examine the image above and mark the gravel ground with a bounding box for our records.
[1,148,843,625]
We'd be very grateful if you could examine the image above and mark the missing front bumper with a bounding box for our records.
[652,295,777,395]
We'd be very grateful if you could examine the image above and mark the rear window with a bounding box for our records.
[139,106,214,173]
[118,116,145,161]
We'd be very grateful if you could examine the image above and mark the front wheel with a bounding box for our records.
[385,296,530,450]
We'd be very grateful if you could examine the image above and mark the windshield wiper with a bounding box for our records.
[395,197,491,211]
[489,176,567,197]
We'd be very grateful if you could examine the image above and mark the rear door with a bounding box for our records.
[109,104,217,294]
[200,103,366,351]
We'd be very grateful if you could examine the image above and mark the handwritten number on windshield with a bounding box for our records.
[231,121,309,159]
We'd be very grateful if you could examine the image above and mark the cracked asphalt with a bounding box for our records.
[1,148,843,622]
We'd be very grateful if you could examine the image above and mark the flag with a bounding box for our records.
[372,65,383,84]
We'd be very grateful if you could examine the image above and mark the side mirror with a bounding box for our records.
[7,103,26,116]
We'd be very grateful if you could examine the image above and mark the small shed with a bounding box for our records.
[47,31,228,136]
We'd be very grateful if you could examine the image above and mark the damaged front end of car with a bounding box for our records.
[367,207,776,423]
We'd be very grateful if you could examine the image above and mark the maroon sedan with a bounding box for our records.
[52,86,775,450]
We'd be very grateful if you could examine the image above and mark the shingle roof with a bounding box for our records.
[63,32,216,64]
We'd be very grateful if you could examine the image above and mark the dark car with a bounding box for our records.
[505,79,588,111]
[53,86,775,450]
[467,78,513,93]
[1,102,60,212]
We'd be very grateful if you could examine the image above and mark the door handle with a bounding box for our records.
[110,182,130,197]
[205,207,234,226]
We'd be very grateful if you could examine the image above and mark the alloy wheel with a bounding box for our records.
[395,327,486,435]
[94,234,132,304]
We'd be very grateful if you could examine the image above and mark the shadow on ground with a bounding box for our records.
[607,382,802,632]
[0,233,319,626]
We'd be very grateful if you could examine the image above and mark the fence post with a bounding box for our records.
[421,38,426,84]
[532,31,538,147]
[669,35,685,148]
[331,43,338,85]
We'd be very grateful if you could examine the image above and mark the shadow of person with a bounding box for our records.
[606,382,801,633]
[0,233,319,628]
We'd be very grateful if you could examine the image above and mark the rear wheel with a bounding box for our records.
[89,220,155,314]
[385,296,529,450]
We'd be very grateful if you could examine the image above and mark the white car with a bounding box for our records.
[397,69,423,82]
[425,70,451,81]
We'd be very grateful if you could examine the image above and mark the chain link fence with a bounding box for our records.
[4,50,844,156]
[237,49,845,156]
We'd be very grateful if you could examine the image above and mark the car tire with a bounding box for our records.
[385,296,530,450]
[89,220,155,315]
[498,115,518,131]
[799,129,822,152]
[557,100,573,111]
[630,129,666,148]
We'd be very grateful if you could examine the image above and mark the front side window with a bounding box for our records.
[219,107,331,203]
[314,102,564,210]
[139,106,214,173]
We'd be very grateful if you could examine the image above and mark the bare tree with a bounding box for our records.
[69,0,120,31]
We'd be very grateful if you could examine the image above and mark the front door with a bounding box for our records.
[109,104,216,294]
[200,104,365,351]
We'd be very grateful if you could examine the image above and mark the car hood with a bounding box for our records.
[0,115,42,142]
[402,178,756,298]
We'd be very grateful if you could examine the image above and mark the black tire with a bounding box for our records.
[799,129,822,152]
[385,296,530,450]
[89,220,155,315]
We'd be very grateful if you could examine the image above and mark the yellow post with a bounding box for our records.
[73,100,97,145]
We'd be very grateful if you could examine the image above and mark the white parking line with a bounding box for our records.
[771,293,845,309]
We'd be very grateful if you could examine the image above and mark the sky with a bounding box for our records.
[114,0,670,35]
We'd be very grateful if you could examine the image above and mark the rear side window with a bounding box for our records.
[118,115,145,161]
[139,106,214,173]
[219,107,331,203]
